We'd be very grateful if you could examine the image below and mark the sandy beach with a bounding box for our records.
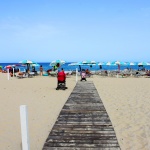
[1,73,150,150]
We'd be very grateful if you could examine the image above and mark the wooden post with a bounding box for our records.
[76,68,78,83]
[7,69,9,80]
[20,105,30,150]
[117,73,118,78]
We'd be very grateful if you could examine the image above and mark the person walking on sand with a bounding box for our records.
[40,65,43,76]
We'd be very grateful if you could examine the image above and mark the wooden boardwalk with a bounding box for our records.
[43,81,120,150]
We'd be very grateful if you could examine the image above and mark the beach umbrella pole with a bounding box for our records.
[20,105,30,150]
[76,68,78,83]
[13,68,14,77]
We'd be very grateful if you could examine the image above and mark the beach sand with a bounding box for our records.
[0,73,150,150]
[0,73,76,150]
[93,76,150,150]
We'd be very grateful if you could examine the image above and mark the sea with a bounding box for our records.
[0,62,150,72]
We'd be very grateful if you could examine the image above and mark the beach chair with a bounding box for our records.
[99,71,108,77]
[49,71,57,77]
[16,72,23,79]
[109,71,117,77]
[28,72,35,78]
[16,72,27,78]
[133,71,141,77]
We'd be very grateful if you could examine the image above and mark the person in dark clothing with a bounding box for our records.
[100,65,102,69]
[79,65,81,72]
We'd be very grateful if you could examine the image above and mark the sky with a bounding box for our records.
[0,0,150,63]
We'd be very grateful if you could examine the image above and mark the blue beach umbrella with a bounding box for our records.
[98,62,105,65]
[102,62,117,71]
[125,62,136,70]
[127,62,136,66]
[82,60,97,70]
[69,61,96,66]
[82,60,96,65]
[104,62,116,66]
[112,61,127,71]
[112,61,127,65]
[68,62,82,66]
[68,62,82,72]
[19,60,36,64]
[98,62,105,69]
[98,62,115,70]
[19,60,36,71]
[138,62,150,66]
[50,60,65,67]
[68,62,94,71]
[68,62,92,67]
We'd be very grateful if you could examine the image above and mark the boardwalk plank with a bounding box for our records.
[46,139,118,144]
[43,147,120,150]
[44,142,119,147]
[46,135,118,140]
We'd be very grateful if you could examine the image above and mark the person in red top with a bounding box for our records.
[57,68,66,83]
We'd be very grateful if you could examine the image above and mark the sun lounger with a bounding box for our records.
[132,71,146,77]
[28,72,34,78]
[16,72,27,78]
[99,71,108,76]
[17,74,23,79]
[16,72,31,78]
[49,71,57,77]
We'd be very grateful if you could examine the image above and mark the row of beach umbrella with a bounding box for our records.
[69,61,150,66]
[3,60,64,70]
[3,60,150,71]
